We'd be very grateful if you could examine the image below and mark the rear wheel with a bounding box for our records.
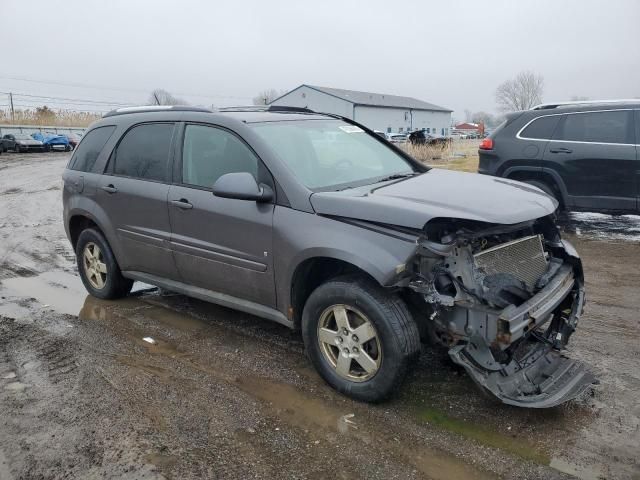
[14,144,21,153]
[76,228,133,299]
[302,275,420,402]
[523,179,562,207]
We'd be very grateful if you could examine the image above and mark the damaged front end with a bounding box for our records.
[408,216,596,408]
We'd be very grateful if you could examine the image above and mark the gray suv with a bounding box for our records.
[63,105,595,407]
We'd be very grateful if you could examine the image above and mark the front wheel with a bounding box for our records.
[302,275,420,402]
[76,228,133,299]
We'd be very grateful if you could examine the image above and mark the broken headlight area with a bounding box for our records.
[408,216,596,408]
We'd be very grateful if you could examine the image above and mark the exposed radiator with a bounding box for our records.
[474,235,548,290]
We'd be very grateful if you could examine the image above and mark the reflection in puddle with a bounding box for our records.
[559,212,640,242]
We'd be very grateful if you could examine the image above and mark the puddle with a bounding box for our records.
[234,375,495,480]
[417,407,549,464]
[76,295,495,480]
[2,271,87,315]
[549,457,605,480]
[559,212,640,242]
[4,382,27,392]
[1,271,157,318]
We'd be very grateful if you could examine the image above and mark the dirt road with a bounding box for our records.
[1,152,638,480]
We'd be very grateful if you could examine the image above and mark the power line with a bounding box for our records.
[0,74,253,101]
[1,91,131,106]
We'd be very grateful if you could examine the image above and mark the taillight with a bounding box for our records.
[479,138,493,150]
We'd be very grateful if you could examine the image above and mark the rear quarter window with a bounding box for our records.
[519,115,561,140]
[69,126,116,172]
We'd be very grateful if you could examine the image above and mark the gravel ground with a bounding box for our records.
[0,152,638,480]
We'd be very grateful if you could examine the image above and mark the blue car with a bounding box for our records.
[31,132,72,152]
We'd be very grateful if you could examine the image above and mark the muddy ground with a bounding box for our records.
[0,152,638,480]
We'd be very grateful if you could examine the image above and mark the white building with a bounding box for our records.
[270,84,452,135]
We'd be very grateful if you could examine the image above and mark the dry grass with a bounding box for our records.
[0,109,102,127]
[401,139,480,173]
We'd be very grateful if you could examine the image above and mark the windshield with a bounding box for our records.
[251,119,415,190]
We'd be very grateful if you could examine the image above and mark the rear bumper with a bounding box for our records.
[448,245,595,408]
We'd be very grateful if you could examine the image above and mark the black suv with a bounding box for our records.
[63,105,595,407]
[478,100,640,213]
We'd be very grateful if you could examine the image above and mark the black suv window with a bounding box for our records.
[181,124,258,189]
[520,115,560,139]
[554,110,632,144]
[69,126,116,172]
[110,123,174,182]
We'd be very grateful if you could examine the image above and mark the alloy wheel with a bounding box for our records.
[317,304,382,382]
[83,242,107,289]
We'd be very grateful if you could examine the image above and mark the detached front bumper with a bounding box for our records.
[448,243,596,408]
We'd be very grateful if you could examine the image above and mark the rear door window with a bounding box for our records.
[553,110,633,144]
[69,126,116,172]
[108,123,175,182]
[519,115,560,139]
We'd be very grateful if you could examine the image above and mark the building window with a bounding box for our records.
[441,128,445,135]
[387,127,391,133]
[426,128,430,134]
[399,127,403,133]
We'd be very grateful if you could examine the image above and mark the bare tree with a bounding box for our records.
[148,89,187,106]
[252,88,285,105]
[471,111,497,127]
[495,71,544,112]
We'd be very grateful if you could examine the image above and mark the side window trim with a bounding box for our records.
[103,121,176,184]
[176,122,275,193]
[517,109,636,146]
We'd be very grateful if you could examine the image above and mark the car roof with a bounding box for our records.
[102,105,340,124]
[529,100,640,116]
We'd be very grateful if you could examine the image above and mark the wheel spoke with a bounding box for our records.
[335,352,351,377]
[333,306,350,330]
[83,249,92,264]
[354,350,378,374]
[318,327,338,346]
[95,261,107,274]
[93,272,105,289]
[352,322,376,344]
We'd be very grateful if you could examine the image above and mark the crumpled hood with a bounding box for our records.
[310,168,558,229]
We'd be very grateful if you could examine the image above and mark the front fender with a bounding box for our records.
[273,207,419,316]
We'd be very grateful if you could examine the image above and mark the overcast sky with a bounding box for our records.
[1,0,638,119]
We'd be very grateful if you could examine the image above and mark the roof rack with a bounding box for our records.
[217,105,316,114]
[531,99,640,110]
[103,105,213,117]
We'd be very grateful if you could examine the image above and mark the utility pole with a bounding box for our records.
[9,92,14,122]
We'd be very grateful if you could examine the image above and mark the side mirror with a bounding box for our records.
[212,172,273,203]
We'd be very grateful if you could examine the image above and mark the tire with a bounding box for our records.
[44,145,51,152]
[524,179,562,207]
[76,228,133,300]
[302,274,420,402]
[64,145,71,152]
[14,145,21,153]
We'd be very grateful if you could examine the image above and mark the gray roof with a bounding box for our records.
[301,84,452,112]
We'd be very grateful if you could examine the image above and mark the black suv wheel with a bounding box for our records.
[302,275,420,402]
[76,228,133,299]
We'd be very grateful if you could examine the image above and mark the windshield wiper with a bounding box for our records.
[375,172,420,183]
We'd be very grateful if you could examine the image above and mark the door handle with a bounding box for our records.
[170,199,193,210]
[549,147,573,154]
[101,184,118,194]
